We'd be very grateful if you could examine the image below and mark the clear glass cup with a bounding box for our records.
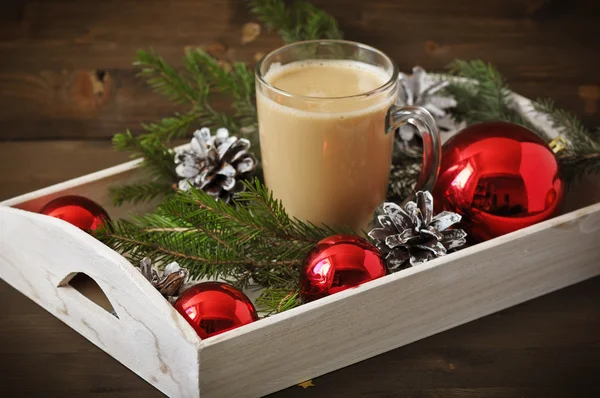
[255,40,441,231]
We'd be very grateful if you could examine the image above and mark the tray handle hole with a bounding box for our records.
[58,272,119,318]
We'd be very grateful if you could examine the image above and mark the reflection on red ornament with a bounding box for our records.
[174,282,258,339]
[432,122,564,242]
[40,195,110,232]
[300,235,386,302]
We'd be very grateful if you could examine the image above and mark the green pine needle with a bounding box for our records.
[255,289,301,315]
[444,59,548,139]
[442,59,600,183]
[109,181,174,207]
[135,49,201,106]
[97,179,342,287]
[184,48,257,132]
[533,98,600,181]
[111,1,344,206]
[249,0,342,43]
[533,98,599,152]
[112,131,176,180]
[140,111,202,143]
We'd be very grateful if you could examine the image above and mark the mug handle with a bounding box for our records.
[386,105,442,193]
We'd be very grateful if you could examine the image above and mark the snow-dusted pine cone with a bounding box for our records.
[138,257,189,299]
[175,127,257,202]
[368,191,467,271]
[397,66,457,131]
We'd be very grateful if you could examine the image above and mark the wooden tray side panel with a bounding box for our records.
[0,207,202,398]
[1,158,159,220]
[198,203,600,398]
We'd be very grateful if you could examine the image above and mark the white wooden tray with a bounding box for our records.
[1,95,600,397]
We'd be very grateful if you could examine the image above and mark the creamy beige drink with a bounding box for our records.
[257,60,395,231]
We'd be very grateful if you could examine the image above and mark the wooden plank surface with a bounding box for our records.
[1,0,600,140]
[1,0,600,396]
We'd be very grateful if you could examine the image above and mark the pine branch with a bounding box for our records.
[135,49,201,106]
[136,49,239,132]
[442,61,600,182]
[110,1,344,206]
[249,0,342,43]
[255,288,300,315]
[445,59,515,124]
[533,98,600,181]
[444,59,550,140]
[140,111,202,142]
[97,180,339,286]
[533,99,600,152]
[184,49,257,131]
[112,131,177,180]
[109,181,174,206]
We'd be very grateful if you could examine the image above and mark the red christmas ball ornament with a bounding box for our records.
[174,282,258,339]
[40,195,110,232]
[432,122,564,242]
[300,234,387,302]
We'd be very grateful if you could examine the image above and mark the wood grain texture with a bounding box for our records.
[1,0,600,396]
[0,0,599,140]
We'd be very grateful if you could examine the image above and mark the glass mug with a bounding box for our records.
[255,40,441,231]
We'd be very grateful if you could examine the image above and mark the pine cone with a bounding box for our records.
[368,191,467,271]
[175,127,257,202]
[397,66,457,126]
[139,257,189,299]
[396,66,457,151]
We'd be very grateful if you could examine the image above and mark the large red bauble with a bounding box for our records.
[174,282,258,339]
[40,195,110,232]
[432,122,564,242]
[300,234,387,302]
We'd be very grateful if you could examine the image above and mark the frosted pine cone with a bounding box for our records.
[368,191,467,271]
[397,66,457,149]
[175,127,257,202]
[139,257,189,299]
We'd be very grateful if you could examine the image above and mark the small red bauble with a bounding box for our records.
[300,234,387,302]
[40,195,110,232]
[174,282,258,339]
[432,122,564,242]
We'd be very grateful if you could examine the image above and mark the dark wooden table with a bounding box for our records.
[1,1,600,397]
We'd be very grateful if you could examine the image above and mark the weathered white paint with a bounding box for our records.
[0,207,202,397]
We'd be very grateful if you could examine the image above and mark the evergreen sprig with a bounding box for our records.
[110,47,259,205]
[110,0,342,206]
[443,59,600,182]
[184,49,258,136]
[249,0,342,43]
[109,181,175,207]
[255,289,301,316]
[110,130,178,205]
[444,59,547,138]
[98,179,343,313]
[533,99,600,181]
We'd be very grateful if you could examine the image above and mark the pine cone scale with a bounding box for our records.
[430,211,462,232]
[175,127,257,202]
[369,191,467,271]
